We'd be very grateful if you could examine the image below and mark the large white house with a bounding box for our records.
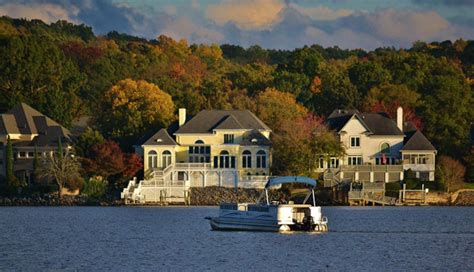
[122,108,272,203]
[319,107,437,186]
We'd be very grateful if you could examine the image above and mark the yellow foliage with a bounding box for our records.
[256,88,308,131]
[104,79,175,137]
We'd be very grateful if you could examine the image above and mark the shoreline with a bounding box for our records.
[1,189,474,207]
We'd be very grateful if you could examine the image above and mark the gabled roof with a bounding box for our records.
[1,103,71,147]
[402,130,436,151]
[327,109,403,136]
[175,110,270,134]
[214,114,243,130]
[240,130,271,146]
[142,128,177,146]
[1,103,70,137]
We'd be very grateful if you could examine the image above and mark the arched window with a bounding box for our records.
[219,150,229,168]
[195,140,204,144]
[162,150,172,168]
[148,150,158,169]
[242,150,252,168]
[256,150,267,168]
[381,143,390,154]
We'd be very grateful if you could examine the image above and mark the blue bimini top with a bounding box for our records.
[265,176,317,189]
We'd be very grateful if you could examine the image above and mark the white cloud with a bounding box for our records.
[291,5,353,21]
[205,0,284,30]
[0,3,78,24]
[162,17,225,43]
[164,5,177,16]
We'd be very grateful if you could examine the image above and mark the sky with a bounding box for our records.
[0,0,473,50]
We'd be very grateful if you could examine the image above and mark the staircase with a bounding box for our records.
[122,164,190,205]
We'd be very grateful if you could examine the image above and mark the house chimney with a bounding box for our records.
[179,108,186,127]
[397,106,403,131]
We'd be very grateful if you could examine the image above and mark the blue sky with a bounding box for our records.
[1,0,473,50]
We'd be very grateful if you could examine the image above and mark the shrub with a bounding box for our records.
[83,176,108,198]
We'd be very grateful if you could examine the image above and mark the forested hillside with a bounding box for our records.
[1,17,473,180]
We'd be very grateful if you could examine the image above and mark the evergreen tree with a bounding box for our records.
[5,136,14,187]
[32,146,39,184]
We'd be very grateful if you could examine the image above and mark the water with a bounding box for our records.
[0,206,473,271]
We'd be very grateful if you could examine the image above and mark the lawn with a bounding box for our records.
[464,183,474,189]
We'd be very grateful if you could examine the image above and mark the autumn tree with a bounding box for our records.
[437,156,465,193]
[99,79,175,142]
[255,88,308,131]
[82,140,142,188]
[272,114,345,176]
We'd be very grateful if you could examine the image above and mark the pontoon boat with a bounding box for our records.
[205,176,328,232]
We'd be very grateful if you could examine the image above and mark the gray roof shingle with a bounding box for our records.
[326,109,403,136]
[402,130,436,151]
[175,110,270,134]
[142,128,177,146]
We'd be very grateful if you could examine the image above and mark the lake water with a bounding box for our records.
[0,206,473,271]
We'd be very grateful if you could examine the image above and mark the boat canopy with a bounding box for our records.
[265,176,317,189]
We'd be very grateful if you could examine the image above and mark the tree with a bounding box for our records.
[464,146,474,183]
[75,127,105,157]
[32,146,39,184]
[82,140,142,188]
[5,136,14,187]
[437,156,465,193]
[99,79,175,141]
[255,88,308,131]
[272,114,345,176]
[348,60,391,96]
[38,148,81,199]
[311,60,359,116]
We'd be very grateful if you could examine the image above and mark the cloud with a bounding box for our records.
[291,5,353,21]
[164,5,177,16]
[412,0,474,6]
[205,0,285,30]
[162,17,224,43]
[0,3,77,23]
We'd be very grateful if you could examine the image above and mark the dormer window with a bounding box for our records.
[156,138,163,143]
[350,136,360,147]
[251,138,258,143]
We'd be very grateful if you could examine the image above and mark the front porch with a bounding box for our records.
[323,165,404,187]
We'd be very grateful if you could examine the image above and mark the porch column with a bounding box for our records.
[354,171,359,182]
[202,171,207,187]
[369,172,374,183]
[385,172,389,183]
[218,171,222,187]
[339,171,344,181]
[399,171,404,181]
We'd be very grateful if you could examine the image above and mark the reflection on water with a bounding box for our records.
[0,206,473,271]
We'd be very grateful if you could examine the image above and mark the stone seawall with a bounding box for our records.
[189,187,333,206]
[0,195,123,206]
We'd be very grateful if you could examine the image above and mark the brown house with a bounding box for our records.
[0,103,71,184]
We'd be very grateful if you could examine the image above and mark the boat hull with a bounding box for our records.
[208,216,281,232]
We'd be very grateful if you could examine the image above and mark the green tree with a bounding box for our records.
[75,127,105,157]
[5,136,14,187]
[348,61,391,96]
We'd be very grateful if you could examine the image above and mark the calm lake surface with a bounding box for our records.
[0,206,473,271]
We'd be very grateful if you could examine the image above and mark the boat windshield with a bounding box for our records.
[259,176,317,206]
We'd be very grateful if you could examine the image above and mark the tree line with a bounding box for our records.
[0,17,473,192]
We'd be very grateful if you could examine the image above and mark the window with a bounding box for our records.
[162,150,172,168]
[348,156,362,165]
[189,143,210,163]
[329,158,339,168]
[224,134,234,144]
[148,150,158,169]
[242,150,252,168]
[381,143,390,154]
[18,151,26,158]
[256,150,266,168]
[319,158,324,169]
[28,152,34,158]
[217,150,235,169]
[350,136,360,147]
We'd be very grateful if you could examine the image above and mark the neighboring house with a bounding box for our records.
[0,103,71,184]
[123,108,272,203]
[319,107,436,186]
